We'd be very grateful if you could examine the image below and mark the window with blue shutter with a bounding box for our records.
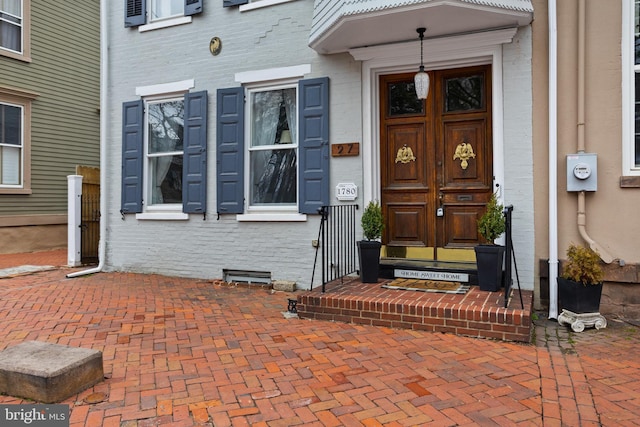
[299,77,330,214]
[216,77,329,217]
[121,90,208,216]
[216,88,245,214]
[121,100,144,213]
[125,0,203,27]
[183,91,208,213]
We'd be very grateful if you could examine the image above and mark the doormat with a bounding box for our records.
[382,278,470,294]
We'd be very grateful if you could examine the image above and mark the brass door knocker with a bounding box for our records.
[395,145,416,164]
[453,142,475,170]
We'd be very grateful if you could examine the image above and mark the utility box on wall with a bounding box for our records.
[566,153,597,192]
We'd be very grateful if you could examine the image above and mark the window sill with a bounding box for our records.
[620,176,640,188]
[0,188,32,195]
[236,213,307,222]
[139,16,192,32]
[136,212,189,220]
[240,0,297,12]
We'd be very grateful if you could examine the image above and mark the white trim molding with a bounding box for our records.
[235,64,311,84]
[135,79,195,97]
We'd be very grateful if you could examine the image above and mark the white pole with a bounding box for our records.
[67,175,83,267]
[548,0,559,319]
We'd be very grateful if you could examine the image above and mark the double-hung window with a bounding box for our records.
[124,0,203,30]
[623,0,640,178]
[0,0,30,61]
[0,86,35,194]
[121,82,208,218]
[216,74,329,218]
[248,85,298,209]
[0,101,22,187]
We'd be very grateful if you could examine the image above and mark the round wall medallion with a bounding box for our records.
[209,37,222,56]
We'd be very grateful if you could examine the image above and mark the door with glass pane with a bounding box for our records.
[380,65,493,261]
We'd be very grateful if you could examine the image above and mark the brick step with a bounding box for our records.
[296,277,532,342]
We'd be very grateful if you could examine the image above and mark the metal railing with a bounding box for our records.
[503,205,523,308]
[311,204,359,292]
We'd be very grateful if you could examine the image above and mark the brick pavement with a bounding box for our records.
[0,250,638,426]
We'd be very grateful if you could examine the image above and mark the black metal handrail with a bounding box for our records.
[503,205,523,308]
[311,204,359,292]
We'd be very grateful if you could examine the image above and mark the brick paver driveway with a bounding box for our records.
[0,252,638,426]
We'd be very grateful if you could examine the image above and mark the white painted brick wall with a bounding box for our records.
[502,26,535,291]
[104,1,362,287]
[104,2,535,291]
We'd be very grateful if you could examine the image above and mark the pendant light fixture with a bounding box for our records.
[414,27,430,100]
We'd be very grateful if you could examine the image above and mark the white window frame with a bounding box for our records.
[139,0,191,32]
[135,79,193,220]
[622,0,640,176]
[235,65,309,222]
[244,82,299,214]
[240,0,298,13]
[143,95,185,215]
[0,0,30,62]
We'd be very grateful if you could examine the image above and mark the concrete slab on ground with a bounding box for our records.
[0,341,103,403]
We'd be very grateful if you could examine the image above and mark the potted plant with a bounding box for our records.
[557,243,604,313]
[358,200,384,283]
[474,192,506,291]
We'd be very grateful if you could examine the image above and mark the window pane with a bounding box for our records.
[1,145,20,185]
[0,20,21,52]
[388,81,423,116]
[148,101,184,153]
[150,154,182,204]
[250,148,297,204]
[150,0,183,20]
[0,0,22,17]
[251,88,296,147]
[1,104,21,145]
[445,75,484,112]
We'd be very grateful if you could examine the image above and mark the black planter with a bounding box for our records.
[474,244,505,292]
[557,277,603,313]
[357,240,382,283]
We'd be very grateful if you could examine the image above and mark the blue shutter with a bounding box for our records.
[223,0,248,6]
[216,87,245,214]
[185,0,203,16]
[124,0,146,27]
[299,77,330,214]
[183,91,208,214]
[121,100,144,213]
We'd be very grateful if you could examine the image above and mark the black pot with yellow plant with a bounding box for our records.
[558,243,604,313]
[358,201,384,283]
[474,193,506,291]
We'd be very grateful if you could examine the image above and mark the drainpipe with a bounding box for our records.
[548,0,559,319]
[575,0,614,264]
[67,0,108,278]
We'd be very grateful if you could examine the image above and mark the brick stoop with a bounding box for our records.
[296,277,533,342]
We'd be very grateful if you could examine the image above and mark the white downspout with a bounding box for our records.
[548,0,559,319]
[67,0,108,278]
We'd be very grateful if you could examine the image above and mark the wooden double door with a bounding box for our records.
[380,65,493,261]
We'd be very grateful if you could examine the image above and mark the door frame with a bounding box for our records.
[349,28,516,209]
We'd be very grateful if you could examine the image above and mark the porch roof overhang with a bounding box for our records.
[309,0,533,54]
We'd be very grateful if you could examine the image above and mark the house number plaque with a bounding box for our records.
[331,143,359,157]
